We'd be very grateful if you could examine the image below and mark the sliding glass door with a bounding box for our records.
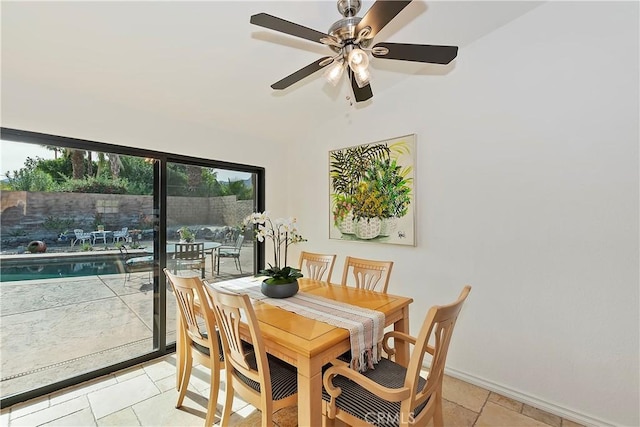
[0,128,263,408]
[163,161,256,346]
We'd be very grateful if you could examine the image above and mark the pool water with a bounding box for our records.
[0,256,129,282]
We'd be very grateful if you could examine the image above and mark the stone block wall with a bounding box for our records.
[0,191,254,240]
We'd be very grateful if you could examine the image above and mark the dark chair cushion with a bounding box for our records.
[234,353,298,401]
[191,331,225,362]
[188,326,255,360]
[218,250,240,257]
[321,357,428,427]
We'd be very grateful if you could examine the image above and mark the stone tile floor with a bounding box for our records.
[0,352,585,427]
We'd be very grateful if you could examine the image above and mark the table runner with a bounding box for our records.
[213,276,385,372]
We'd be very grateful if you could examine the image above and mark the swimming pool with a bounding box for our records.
[0,253,149,282]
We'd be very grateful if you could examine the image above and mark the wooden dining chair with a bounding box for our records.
[298,251,337,282]
[164,269,223,427]
[340,256,394,293]
[206,285,298,426]
[322,285,472,427]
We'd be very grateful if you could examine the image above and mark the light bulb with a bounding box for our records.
[323,60,345,86]
[353,67,370,88]
[348,48,369,72]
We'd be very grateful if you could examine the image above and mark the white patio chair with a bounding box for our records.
[112,227,129,243]
[72,229,93,247]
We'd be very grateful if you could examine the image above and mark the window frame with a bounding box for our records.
[0,127,265,408]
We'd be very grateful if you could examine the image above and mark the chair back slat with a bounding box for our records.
[234,235,245,250]
[214,299,250,371]
[174,242,205,260]
[298,251,336,282]
[340,256,393,293]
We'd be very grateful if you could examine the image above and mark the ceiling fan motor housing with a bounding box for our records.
[328,16,362,46]
[337,0,361,17]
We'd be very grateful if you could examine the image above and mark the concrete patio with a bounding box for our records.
[0,244,253,400]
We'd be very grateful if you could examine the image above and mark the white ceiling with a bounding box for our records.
[1,1,543,143]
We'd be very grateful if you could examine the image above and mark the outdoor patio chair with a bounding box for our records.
[118,246,154,284]
[72,229,93,247]
[215,234,244,274]
[173,242,206,279]
[112,227,129,243]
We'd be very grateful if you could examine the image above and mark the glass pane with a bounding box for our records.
[164,163,255,344]
[0,141,157,398]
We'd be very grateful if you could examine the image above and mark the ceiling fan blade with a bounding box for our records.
[372,42,459,64]
[250,13,330,44]
[356,1,413,40]
[348,68,373,103]
[271,56,332,90]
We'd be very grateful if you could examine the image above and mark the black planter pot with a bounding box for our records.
[261,280,299,298]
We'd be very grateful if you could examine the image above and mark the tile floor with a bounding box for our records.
[1,353,584,427]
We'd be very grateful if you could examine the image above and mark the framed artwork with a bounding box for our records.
[329,134,416,246]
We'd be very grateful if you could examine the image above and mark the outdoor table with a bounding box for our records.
[145,242,222,275]
[90,230,112,245]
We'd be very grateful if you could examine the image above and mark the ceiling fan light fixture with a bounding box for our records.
[353,66,370,88]
[347,47,369,72]
[324,59,345,86]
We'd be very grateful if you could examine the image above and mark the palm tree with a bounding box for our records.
[86,151,93,176]
[186,165,202,192]
[69,149,86,179]
[108,153,122,178]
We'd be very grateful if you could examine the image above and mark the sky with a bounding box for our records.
[0,140,54,180]
[0,140,251,182]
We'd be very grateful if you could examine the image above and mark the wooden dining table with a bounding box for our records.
[179,277,413,426]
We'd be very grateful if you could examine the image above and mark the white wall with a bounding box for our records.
[1,77,291,210]
[288,2,639,426]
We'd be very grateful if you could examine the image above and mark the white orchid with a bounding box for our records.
[242,211,307,283]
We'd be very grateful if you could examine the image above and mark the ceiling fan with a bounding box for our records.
[250,0,459,103]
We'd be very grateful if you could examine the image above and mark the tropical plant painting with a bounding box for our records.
[329,134,415,246]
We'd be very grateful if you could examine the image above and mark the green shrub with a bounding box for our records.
[59,176,129,194]
[42,216,75,232]
[6,168,57,191]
